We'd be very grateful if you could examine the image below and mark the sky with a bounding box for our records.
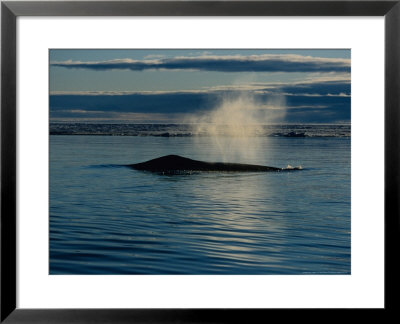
[49,49,351,124]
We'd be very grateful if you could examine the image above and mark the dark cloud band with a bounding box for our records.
[51,55,350,73]
[50,80,350,123]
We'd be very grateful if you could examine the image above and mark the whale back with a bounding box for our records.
[128,155,282,172]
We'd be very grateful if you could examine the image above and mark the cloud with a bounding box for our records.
[50,78,350,97]
[50,54,350,73]
[143,54,166,59]
[50,110,186,123]
[50,78,350,124]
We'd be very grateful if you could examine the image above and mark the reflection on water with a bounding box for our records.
[50,135,350,274]
[162,172,288,270]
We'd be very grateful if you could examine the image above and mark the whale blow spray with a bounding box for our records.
[188,92,286,162]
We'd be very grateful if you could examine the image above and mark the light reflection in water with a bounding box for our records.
[157,171,289,270]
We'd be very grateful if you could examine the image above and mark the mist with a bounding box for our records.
[187,92,287,162]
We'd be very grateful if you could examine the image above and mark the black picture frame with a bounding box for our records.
[1,1,399,322]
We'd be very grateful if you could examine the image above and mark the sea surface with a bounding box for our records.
[49,123,351,274]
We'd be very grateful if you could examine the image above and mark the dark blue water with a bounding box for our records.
[49,126,350,274]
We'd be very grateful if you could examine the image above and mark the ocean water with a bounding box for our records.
[49,124,351,274]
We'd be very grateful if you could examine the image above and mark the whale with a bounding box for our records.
[127,155,301,173]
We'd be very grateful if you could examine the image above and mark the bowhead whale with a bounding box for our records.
[128,155,301,173]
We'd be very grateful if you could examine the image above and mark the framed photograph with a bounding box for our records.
[1,0,399,322]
